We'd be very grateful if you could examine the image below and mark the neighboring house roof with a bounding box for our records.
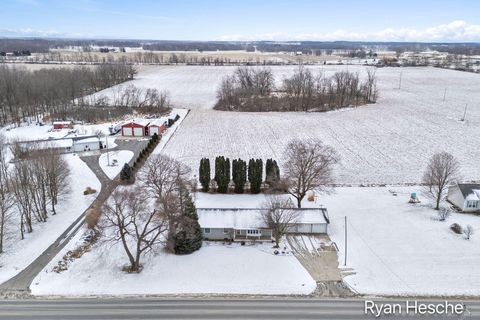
[197,208,328,230]
[20,138,73,149]
[75,137,100,144]
[148,118,168,127]
[457,184,480,201]
[53,121,72,125]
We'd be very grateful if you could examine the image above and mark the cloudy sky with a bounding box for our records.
[1,0,480,42]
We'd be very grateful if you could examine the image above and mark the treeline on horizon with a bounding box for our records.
[2,38,480,55]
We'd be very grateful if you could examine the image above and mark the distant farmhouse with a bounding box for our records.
[447,183,480,212]
[197,207,329,241]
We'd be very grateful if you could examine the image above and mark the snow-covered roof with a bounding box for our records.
[75,137,100,144]
[457,184,480,200]
[148,118,168,127]
[466,190,480,201]
[53,121,72,125]
[132,119,151,126]
[20,138,73,149]
[197,208,327,229]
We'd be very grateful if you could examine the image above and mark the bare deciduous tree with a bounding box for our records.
[283,139,340,208]
[463,225,474,240]
[0,135,14,253]
[422,152,459,210]
[101,188,168,272]
[260,195,301,248]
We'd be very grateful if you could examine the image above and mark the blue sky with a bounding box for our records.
[1,0,480,41]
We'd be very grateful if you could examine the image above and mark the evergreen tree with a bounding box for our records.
[119,163,133,182]
[199,158,210,192]
[265,158,280,186]
[215,156,230,193]
[232,158,247,193]
[173,186,203,254]
[248,158,263,194]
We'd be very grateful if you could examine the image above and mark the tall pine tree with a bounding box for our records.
[248,158,263,194]
[265,158,280,186]
[232,158,247,193]
[199,158,210,192]
[173,185,203,254]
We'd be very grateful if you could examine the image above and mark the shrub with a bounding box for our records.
[450,223,463,234]
[85,208,101,229]
[120,163,133,182]
[437,207,451,221]
[83,187,97,195]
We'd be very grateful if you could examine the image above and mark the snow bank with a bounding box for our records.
[0,154,100,284]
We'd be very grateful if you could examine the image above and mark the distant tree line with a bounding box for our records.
[199,156,280,194]
[214,66,378,112]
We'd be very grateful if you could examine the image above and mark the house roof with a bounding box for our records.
[197,208,328,229]
[123,119,151,127]
[457,184,480,201]
[74,137,100,144]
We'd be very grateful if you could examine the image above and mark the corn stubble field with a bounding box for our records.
[96,65,480,185]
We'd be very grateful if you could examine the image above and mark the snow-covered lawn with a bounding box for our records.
[323,187,480,296]
[0,154,100,284]
[31,241,315,296]
[92,65,480,185]
[99,150,134,179]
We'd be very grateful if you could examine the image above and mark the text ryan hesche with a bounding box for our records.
[364,300,465,317]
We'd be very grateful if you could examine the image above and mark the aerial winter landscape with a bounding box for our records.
[1,1,480,319]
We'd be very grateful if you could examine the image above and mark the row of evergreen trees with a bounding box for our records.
[198,157,280,194]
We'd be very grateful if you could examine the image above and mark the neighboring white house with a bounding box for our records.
[72,136,101,152]
[447,183,480,212]
[197,207,329,241]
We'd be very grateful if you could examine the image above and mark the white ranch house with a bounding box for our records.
[197,207,329,241]
[447,183,480,212]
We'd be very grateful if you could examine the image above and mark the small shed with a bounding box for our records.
[53,121,73,130]
[148,118,167,136]
[121,119,150,137]
[73,137,101,152]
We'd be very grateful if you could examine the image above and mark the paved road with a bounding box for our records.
[0,298,479,319]
[0,138,148,294]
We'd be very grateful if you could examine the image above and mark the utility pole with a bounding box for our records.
[398,71,403,89]
[443,88,447,102]
[105,134,110,166]
[344,216,348,267]
[462,103,468,121]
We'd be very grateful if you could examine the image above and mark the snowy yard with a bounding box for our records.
[324,187,480,296]
[0,154,100,284]
[32,240,316,296]
[99,150,134,179]
[91,65,480,185]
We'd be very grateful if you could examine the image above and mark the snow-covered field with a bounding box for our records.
[32,239,315,296]
[324,187,480,296]
[0,154,100,284]
[92,65,480,185]
[99,150,134,179]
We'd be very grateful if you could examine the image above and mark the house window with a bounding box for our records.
[204,228,210,234]
[223,228,229,234]
[247,229,261,235]
[467,201,478,208]
[236,230,241,235]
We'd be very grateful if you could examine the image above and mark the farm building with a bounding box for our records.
[72,136,101,152]
[121,119,151,137]
[447,183,480,212]
[52,121,73,130]
[197,207,329,241]
[148,118,167,136]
